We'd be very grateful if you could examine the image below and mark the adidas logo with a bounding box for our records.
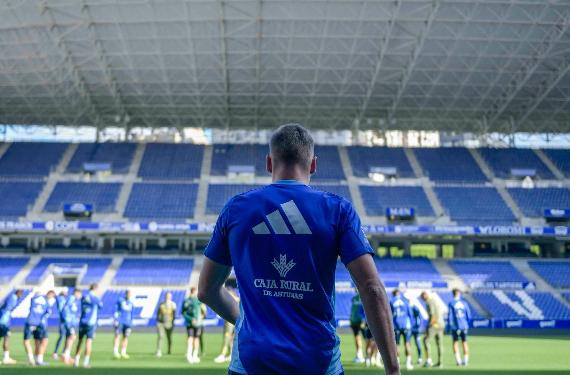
[252,200,312,235]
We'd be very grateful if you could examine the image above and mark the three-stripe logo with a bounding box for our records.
[252,200,312,235]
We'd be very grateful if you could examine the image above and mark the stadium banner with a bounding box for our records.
[468,281,536,290]
[384,280,448,289]
[1,220,570,237]
[544,209,570,219]
[385,207,415,220]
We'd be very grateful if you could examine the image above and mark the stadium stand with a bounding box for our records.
[434,186,515,225]
[507,188,570,217]
[0,181,44,218]
[437,290,484,319]
[210,144,267,176]
[43,182,122,213]
[528,261,570,288]
[66,143,136,174]
[479,148,554,179]
[374,257,445,286]
[138,143,204,180]
[449,260,528,287]
[0,142,68,177]
[124,183,198,219]
[206,184,261,215]
[473,291,570,320]
[113,258,194,285]
[359,185,434,217]
[310,184,352,201]
[413,148,487,182]
[25,257,112,284]
[0,257,29,284]
[312,146,345,180]
[346,146,415,178]
[564,293,570,303]
[543,149,570,177]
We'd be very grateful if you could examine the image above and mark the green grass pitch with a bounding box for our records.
[0,331,568,374]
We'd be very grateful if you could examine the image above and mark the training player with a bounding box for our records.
[182,287,206,364]
[0,289,24,364]
[61,288,82,365]
[74,283,102,368]
[390,289,414,370]
[52,288,68,360]
[421,291,444,368]
[448,289,471,367]
[113,290,133,359]
[410,301,423,365]
[349,291,365,363]
[24,290,55,366]
[214,285,239,363]
[198,124,400,375]
[156,291,176,357]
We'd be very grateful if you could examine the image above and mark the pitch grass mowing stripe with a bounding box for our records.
[0,332,568,374]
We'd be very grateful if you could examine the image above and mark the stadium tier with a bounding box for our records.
[309,184,352,201]
[507,187,570,217]
[413,148,487,182]
[0,257,29,284]
[473,291,570,320]
[434,186,515,225]
[206,184,260,215]
[359,185,434,217]
[312,146,345,180]
[347,146,415,178]
[211,144,267,176]
[138,143,204,180]
[528,261,570,288]
[437,291,483,319]
[448,260,528,288]
[0,142,68,178]
[479,148,553,179]
[124,183,198,219]
[0,181,44,218]
[44,182,122,213]
[564,293,570,303]
[67,143,136,174]
[25,257,112,285]
[542,149,570,177]
[374,258,446,287]
[113,258,194,285]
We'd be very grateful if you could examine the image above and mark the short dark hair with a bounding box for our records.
[90,283,98,291]
[392,289,400,296]
[452,288,461,297]
[269,123,314,169]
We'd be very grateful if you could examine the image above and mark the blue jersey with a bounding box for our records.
[26,294,51,327]
[448,298,471,331]
[56,294,67,320]
[114,297,133,326]
[390,295,412,330]
[80,292,102,327]
[410,304,422,332]
[63,295,80,326]
[0,292,20,326]
[205,181,373,375]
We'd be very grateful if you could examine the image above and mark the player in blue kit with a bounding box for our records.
[113,290,134,359]
[52,288,68,360]
[0,289,24,365]
[448,289,471,367]
[23,290,55,366]
[74,283,102,368]
[390,289,414,371]
[410,302,423,365]
[61,289,82,365]
[198,124,400,375]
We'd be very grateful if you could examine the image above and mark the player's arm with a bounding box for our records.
[347,254,400,375]
[198,258,239,325]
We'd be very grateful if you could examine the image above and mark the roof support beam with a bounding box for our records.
[485,8,570,128]
[357,0,401,123]
[388,0,440,121]
[217,0,231,129]
[254,0,263,129]
[41,1,102,127]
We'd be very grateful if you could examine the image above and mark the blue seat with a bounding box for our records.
[435,187,515,223]
[26,257,112,284]
[528,261,570,288]
[449,260,528,287]
[479,148,553,179]
[211,144,268,176]
[473,291,570,320]
[0,143,68,177]
[507,188,570,217]
[359,186,434,216]
[206,184,261,215]
[0,257,29,284]
[67,143,136,174]
[44,182,122,213]
[125,183,198,219]
[113,258,194,286]
[543,149,570,177]
[414,148,487,182]
[312,146,345,180]
[347,146,415,178]
[0,182,44,218]
[138,143,204,180]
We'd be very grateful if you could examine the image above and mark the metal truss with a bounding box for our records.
[0,0,568,133]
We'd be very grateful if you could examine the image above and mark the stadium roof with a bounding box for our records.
[0,0,569,133]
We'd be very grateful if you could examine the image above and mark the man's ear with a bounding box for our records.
[309,156,317,175]
[266,154,273,173]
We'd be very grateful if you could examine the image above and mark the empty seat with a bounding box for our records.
[113,258,194,285]
[0,257,29,284]
[125,183,198,219]
[138,143,204,180]
[414,148,487,182]
[507,188,570,217]
[206,184,261,215]
[543,149,570,177]
[67,143,136,174]
[473,291,570,320]
[0,143,68,177]
[44,182,121,213]
[529,261,570,288]
[449,260,528,287]
[0,182,44,218]
[26,257,112,284]
[211,144,268,176]
[347,146,415,178]
[359,185,434,216]
[479,148,553,179]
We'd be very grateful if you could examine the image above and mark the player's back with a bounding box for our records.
[27,295,48,326]
[206,181,372,375]
[0,293,18,325]
[449,299,470,330]
[64,295,79,325]
[80,292,101,326]
[116,298,133,324]
[391,296,411,329]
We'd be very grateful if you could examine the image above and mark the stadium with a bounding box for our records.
[0,0,569,374]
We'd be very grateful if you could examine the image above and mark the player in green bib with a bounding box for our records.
[182,287,206,364]
[349,292,365,363]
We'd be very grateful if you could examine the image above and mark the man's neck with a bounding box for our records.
[272,168,310,184]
